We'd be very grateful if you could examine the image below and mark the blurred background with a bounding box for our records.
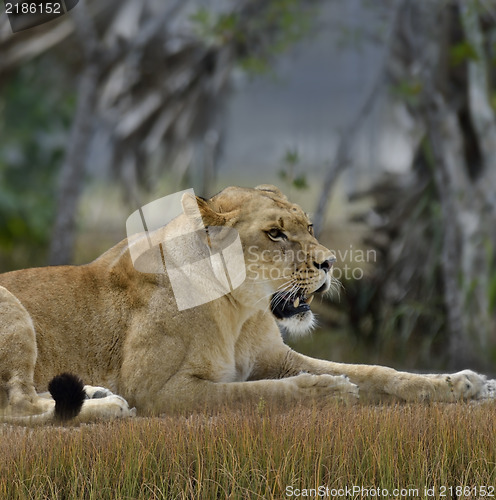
[1,0,496,373]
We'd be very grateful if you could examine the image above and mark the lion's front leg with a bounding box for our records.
[144,373,358,414]
[280,350,487,403]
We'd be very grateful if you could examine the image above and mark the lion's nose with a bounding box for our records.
[314,257,336,273]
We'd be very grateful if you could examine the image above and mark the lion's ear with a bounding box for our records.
[181,193,232,227]
[255,184,287,200]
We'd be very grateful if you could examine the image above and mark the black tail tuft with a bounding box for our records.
[48,373,85,421]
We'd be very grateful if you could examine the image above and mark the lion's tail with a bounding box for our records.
[48,372,86,421]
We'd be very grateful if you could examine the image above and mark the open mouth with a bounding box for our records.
[270,289,317,319]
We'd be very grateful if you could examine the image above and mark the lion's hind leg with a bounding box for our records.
[0,288,83,422]
[0,286,135,424]
[0,285,53,419]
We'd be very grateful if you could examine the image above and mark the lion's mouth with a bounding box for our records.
[270,289,315,319]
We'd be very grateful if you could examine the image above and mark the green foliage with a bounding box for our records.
[189,7,214,40]
[190,0,316,76]
[450,40,479,66]
[390,79,422,107]
[279,172,308,190]
[239,55,271,76]
[283,148,299,166]
[278,147,309,191]
[488,274,496,312]
[0,57,75,270]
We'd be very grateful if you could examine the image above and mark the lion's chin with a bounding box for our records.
[276,310,316,340]
[269,277,331,339]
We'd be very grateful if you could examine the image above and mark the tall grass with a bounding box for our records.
[1,402,495,499]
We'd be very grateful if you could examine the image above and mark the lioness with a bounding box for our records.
[0,185,488,423]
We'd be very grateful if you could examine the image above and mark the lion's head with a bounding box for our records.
[182,185,337,337]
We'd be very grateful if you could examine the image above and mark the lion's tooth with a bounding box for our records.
[307,295,314,305]
[293,297,300,308]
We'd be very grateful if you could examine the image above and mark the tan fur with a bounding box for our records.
[0,185,488,422]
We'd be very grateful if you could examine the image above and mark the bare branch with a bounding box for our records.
[313,2,403,237]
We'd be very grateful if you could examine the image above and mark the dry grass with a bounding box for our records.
[1,402,496,500]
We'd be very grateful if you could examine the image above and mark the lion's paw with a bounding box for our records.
[84,385,115,399]
[445,370,487,400]
[102,394,137,418]
[81,385,137,419]
[81,394,137,420]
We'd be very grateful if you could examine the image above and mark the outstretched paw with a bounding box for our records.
[446,370,487,400]
[483,378,496,399]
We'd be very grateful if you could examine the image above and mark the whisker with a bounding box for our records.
[277,280,296,292]
[272,282,299,309]
[327,276,343,300]
[278,283,300,310]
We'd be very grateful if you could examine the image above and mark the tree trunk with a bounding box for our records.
[48,61,99,265]
[395,0,494,367]
[48,1,102,265]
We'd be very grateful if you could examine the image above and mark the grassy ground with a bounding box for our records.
[2,402,496,500]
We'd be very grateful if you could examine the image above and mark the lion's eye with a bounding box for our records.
[308,224,314,235]
[267,228,287,241]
